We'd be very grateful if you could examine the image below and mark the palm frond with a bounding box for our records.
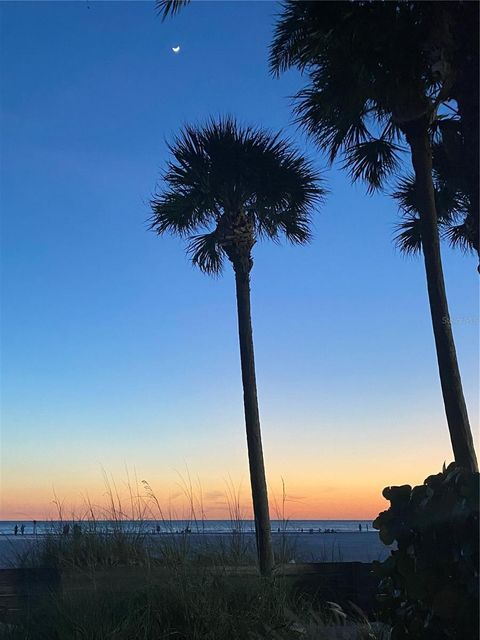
[276,210,313,244]
[294,67,373,163]
[380,119,405,145]
[155,0,190,20]
[434,184,469,222]
[270,1,356,74]
[394,215,423,255]
[187,231,226,275]
[149,191,213,237]
[247,137,325,244]
[342,139,401,194]
[393,174,468,223]
[392,169,477,258]
[443,214,478,255]
[430,119,473,216]
[392,175,420,215]
[270,0,313,74]
[444,224,474,254]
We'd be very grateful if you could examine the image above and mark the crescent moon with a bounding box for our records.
[172,46,180,53]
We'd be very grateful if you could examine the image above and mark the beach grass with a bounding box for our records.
[1,475,390,639]
[13,472,301,571]
[0,565,390,640]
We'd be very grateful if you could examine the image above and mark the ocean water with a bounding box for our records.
[0,519,374,536]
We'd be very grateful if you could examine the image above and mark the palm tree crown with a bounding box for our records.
[270,2,457,191]
[150,118,324,274]
[272,2,479,269]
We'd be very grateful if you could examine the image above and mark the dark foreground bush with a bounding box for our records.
[373,463,479,640]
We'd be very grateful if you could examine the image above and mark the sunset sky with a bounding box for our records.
[1,1,478,521]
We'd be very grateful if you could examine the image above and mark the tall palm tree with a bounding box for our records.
[271,1,478,471]
[150,118,324,575]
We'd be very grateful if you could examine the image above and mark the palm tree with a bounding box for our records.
[150,118,324,575]
[271,1,478,471]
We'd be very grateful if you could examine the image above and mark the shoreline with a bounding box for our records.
[0,530,393,567]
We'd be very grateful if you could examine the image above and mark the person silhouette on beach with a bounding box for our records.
[33,520,37,535]
[20,524,25,535]
[358,523,362,532]
[14,525,18,535]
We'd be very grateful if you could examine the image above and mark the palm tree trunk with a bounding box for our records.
[233,262,274,576]
[405,119,478,472]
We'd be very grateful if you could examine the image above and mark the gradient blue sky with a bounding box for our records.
[1,1,478,520]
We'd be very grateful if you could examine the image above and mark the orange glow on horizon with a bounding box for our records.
[1,423,458,522]
[0,465,442,522]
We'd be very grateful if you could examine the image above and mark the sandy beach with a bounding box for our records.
[0,531,393,568]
